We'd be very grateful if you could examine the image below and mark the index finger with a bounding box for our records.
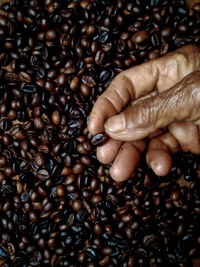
[88,60,159,135]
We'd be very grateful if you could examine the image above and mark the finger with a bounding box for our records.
[88,62,159,135]
[96,139,122,164]
[110,140,146,182]
[105,71,200,141]
[148,132,180,153]
[88,45,200,135]
[146,132,180,176]
[168,121,200,153]
[146,150,172,177]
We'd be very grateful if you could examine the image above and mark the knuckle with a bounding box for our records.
[135,101,154,128]
[183,71,200,101]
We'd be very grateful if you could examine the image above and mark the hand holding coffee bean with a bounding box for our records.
[88,45,200,182]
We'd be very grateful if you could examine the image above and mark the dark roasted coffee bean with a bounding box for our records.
[19,72,31,83]
[91,133,108,146]
[80,83,90,96]
[52,110,60,125]
[82,75,96,87]
[37,169,49,181]
[91,194,102,204]
[72,163,84,175]
[22,84,39,93]
[72,199,82,211]
[170,190,180,201]
[56,185,65,197]
[57,73,67,86]
[29,211,38,222]
[132,30,149,44]
[34,153,45,167]
[34,118,45,129]
[161,27,172,38]
[45,29,57,40]
[4,167,14,178]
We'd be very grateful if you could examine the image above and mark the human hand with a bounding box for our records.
[88,45,200,182]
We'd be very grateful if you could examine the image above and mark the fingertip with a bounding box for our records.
[87,120,97,135]
[109,142,141,182]
[110,163,131,182]
[96,146,110,164]
[146,149,172,176]
[96,139,122,164]
[87,115,103,135]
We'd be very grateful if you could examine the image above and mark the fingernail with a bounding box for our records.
[105,114,125,134]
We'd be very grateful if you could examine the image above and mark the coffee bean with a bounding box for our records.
[65,174,76,185]
[161,27,172,38]
[37,169,50,181]
[72,163,84,175]
[91,133,108,146]
[22,84,39,94]
[29,211,38,222]
[0,103,7,114]
[86,25,95,36]
[34,117,45,129]
[56,185,65,197]
[82,75,96,87]
[72,199,82,211]
[34,153,45,167]
[101,247,112,256]
[80,83,90,96]
[93,222,102,235]
[52,110,60,125]
[57,73,67,86]
[45,29,57,40]
[170,190,180,201]
[91,194,102,204]
[70,76,79,91]
[132,30,149,44]
[4,167,14,178]
[19,72,31,83]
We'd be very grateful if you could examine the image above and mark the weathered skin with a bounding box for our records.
[88,45,200,182]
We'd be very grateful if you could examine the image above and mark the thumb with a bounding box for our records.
[104,71,200,141]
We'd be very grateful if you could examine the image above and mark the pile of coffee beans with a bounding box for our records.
[0,0,200,266]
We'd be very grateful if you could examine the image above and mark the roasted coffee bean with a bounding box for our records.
[45,29,57,40]
[91,133,108,146]
[132,30,149,44]
[52,110,60,125]
[4,167,14,178]
[170,190,180,201]
[82,75,96,87]
[80,83,90,96]
[19,72,31,83]
[56,185,65,197]
[37,169,50,181]
[29,211,39,222]
[91,194,102,204]
[72,199,82,212]
[70,76,79,91]
[72,163,84,175]
[57,73,67,86]
[22,84,39,93]
[34,118,45,129]
[34,153,45,167]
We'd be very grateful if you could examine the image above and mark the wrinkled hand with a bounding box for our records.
[88,45,200,182]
